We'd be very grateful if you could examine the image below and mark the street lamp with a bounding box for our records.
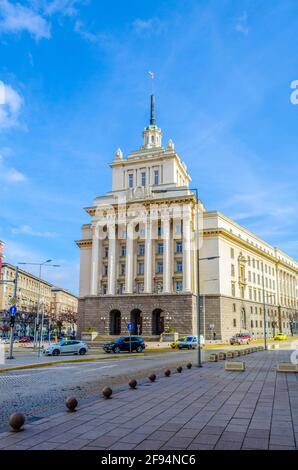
[18,260,60,357]
[152,187,219,367]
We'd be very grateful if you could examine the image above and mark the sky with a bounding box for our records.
[0,0,297,294]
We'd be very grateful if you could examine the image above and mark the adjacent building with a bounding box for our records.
[0,262,78,337]
[76,95,298,340]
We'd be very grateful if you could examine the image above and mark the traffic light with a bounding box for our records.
[9,316,15,328]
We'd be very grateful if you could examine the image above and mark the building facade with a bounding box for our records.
[0,262,78,338]
[76,96,298,340]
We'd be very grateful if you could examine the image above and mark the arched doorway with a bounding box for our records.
[130,309,142,335]
[152,309,164,335]
[109,310,121,335]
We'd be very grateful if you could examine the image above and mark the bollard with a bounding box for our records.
[208,354,218,362]
[102,386,113,399]
[65,397,78,412]
[164,369,171,377]
[9,413,25,432]
[186,363,192,369]
[148,373,156,382]
[177,366,183,373]
[218,352,226,360]
[129,379,137,389]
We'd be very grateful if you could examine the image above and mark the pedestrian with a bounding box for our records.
[213,331,216,341]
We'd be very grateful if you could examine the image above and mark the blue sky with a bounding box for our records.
[0,0,297,294]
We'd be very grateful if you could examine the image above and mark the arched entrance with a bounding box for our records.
[130,309,142,335]
[152,309,164,335]
[109,310,121,335]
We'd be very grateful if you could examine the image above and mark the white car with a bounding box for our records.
[43,340,88,356]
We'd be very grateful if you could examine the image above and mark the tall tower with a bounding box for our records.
[142,95,162,149]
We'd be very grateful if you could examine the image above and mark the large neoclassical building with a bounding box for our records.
[76,96,298,340]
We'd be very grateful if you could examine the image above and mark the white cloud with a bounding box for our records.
[0,152,26,183]
[11,224,57,238]
[235,12,250,35]
[0,0,51,40]
[74,19,100,43]
[0,81,23,129]
[132,17,164,35]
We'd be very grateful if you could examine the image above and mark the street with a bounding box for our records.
[0,349,207,427]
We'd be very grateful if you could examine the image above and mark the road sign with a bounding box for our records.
[127,322,134,332]
[9,305,17,315]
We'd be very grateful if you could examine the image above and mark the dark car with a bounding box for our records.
[103,336,145,354]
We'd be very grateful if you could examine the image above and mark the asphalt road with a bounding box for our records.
[0,349,209,427]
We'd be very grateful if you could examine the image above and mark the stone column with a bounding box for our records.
[144,217,153,293]
[126,223,134,294]
[90,226,99,295]
[163,216,172,293]
[183,211,192,292]
[107,224,116,295]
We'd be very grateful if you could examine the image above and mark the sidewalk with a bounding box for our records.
[0,350,297,450]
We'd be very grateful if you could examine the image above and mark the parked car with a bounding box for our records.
[230,333,252,345]
[274,333,287,341]
[43,340,88,356]
[171,337,186,349]
[18,336,33,343]
[103,336,145,354]
[178,335,205,350]
[0,338,9,344]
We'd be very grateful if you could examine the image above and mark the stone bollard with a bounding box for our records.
[148,373,156,382]
[9,413,25,432]
[177,366,183,373]
[65,397,78,412]
[129,379,137,389]
[218,352,226,360]
[208,354,218,362]
[164,369,171,377]
[102,387,113,399]
[186,363,192,369]
[226,351,233,359]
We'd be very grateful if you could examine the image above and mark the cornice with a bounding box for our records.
[76,239,92,248]
[203,228,298,274]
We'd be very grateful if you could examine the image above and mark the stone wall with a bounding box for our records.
[78,293,196,338]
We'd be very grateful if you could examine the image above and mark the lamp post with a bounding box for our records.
[18,260,60,357]
[152,187,219,367]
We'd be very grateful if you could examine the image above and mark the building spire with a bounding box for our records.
[150,94,156,126]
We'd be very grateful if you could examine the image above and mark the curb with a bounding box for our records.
[0,353,145,373]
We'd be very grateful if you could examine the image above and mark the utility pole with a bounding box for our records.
[7,267,18,360]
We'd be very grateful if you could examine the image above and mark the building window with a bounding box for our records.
[120,264,125,276]
[104,247,109,258]
[233,318,237,327]
[141,172,146,187]
[231,264,235,277]
[154,170,159,185]
[175,224,183,234]
[260,320,263,327]
[176,241,183,253]
[121,245,126,257]
[102,284,107,295]
[233,303,236,312]
[157,243,164,254]
[230,248,234,259]
[231,282,236,297]
[103,265,108,276]
[139,244,145,256]
[251,320,254,328]
[138,263,144,275]
[128,173,134,188]
[156,262,163,274]
[176,260,183,273]
[176,281,183,292]
[157,225,163,236]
